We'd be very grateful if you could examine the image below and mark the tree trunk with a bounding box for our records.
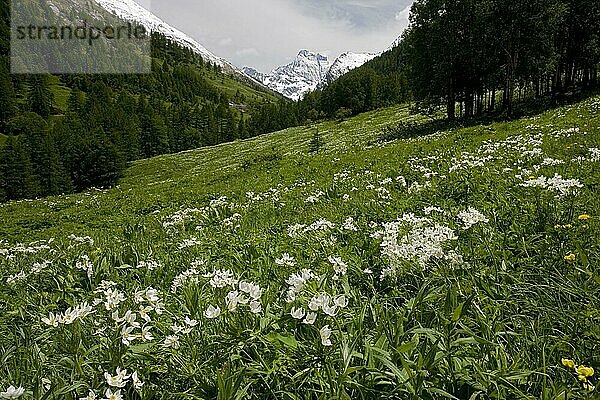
[447,84,455,120]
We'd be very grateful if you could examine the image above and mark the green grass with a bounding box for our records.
[0,133,6,147]
[48,75,72,112]
[205,70,282,104]
[0,98,599,399]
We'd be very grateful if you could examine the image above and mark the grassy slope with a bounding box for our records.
[1,99,599,241]
[0,98,599,398]
[0,104,414,239]
[205,71,282,104]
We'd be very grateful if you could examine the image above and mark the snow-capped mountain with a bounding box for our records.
[94,0,238,73]
[245,50,380,100]
[243,50,330,101]
[325,52,378,83]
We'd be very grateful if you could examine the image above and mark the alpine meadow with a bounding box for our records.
[0,0,599,400]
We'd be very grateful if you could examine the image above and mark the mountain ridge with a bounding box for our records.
[94,0,242,74]
[246,35,404,101]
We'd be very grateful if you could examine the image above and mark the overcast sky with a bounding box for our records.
[146,0,414,72]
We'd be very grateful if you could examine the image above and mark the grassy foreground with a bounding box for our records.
[0,98,599,399]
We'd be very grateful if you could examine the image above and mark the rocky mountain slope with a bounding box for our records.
[94,0,239,73]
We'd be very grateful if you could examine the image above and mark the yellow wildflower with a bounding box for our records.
[564,253,576,262]
[578,214,591,220]
[562,358,575,369]
[577,365,595,378]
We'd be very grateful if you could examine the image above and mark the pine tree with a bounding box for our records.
[0,59,16,129]
[28,75,54,119]
[0,135,40,200]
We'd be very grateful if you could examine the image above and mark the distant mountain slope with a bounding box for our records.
[94,0,240,74]
[325,52,378,83]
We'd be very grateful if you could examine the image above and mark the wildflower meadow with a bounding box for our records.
[0,98,599,399]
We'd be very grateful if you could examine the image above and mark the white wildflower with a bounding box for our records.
[291,307,306,320]
[303,312,317,325]
[249,300,262,314]
[275,253,296,267]
[41,312,59,327]
[333,295,348,308]
[328,256,348,278]
[104,388,123,400]
[204,305,221,319]
[163,335,180,349]
[320,325,332,346]
[0,386,25,399]
[457,208,489,229]
[131,371,144,390]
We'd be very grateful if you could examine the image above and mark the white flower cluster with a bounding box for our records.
[82,368,143,400]
[376,214,458,277]
[76,255,94,278]
[68,234,94,246]
[457,208,489,229]
[206,269,238,289]
[163,315,199,349]
[589,148,600,162]
[1,241,52,260]
[553,127,580,136]
[224,282,263,313]
[521,147,543,158]
[177,237,202,250]
[423,206,444,215]
[222,213,242,229]
[328,256,348,279]
[42,302,94,327]
[31,260,52,273]
[541,157,565,166]
[519,174,584,198]
[285,269,316,303]
[290,292,348,346]
[304,190,325,204]
[275,253,296,267]
[6,271,26,285]
[341,217,358,231]
[162,207,201,229]
[135,260,160,271]
[93,283,127,311]
[115,287,163,345]
[171,268,201,293]
[202,274,264,319]
[287,219,336,238]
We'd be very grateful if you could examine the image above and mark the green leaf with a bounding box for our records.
[452,302,464,322]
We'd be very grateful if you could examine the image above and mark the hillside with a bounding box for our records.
[0,97,598,398]
[0,0,283,203]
